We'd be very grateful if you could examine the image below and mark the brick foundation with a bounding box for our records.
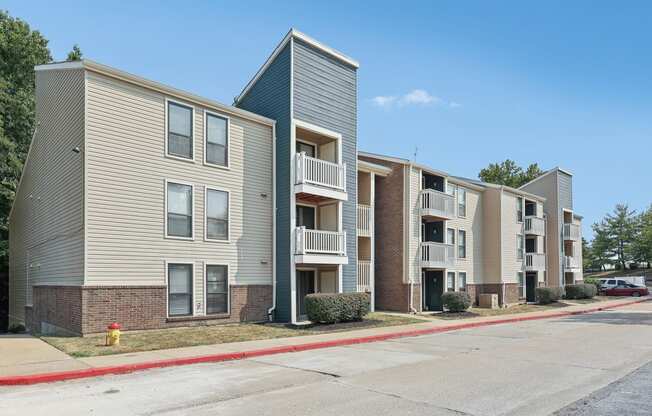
[30,284,272,335]
[465,284,479,305]
[473,283,520,306]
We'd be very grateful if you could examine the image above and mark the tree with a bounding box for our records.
[478,159,544,188]
[603,204,638,270]
[66,44,82,61]
[582,237,592,271]
[589,223,612,271]
[631,205,652,268]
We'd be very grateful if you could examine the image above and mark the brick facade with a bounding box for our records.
[29,284,272,335]
[473,283,519,306]
[364,158,409,312]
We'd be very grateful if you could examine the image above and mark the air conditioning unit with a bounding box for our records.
[478,293,499,309]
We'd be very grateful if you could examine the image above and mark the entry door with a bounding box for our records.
[296,205,316,229]
[297,270,315,319]
[424,271,444,311]
[526,274,537,302]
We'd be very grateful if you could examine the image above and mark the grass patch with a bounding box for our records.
[41,313,423,358]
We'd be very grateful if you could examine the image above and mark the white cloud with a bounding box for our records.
[371,95,397,107]
[371,89,459,109]
[399,89,440,106]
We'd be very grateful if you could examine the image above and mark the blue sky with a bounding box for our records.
[4,1,651,238]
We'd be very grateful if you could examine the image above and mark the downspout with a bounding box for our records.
[267,123,277,321]
[408,163,417,314]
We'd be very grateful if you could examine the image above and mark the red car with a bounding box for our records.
[604,284,649,297]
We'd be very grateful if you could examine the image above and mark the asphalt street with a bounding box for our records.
[2,301,651,416]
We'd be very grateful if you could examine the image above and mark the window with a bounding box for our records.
[205,188,229,240]
[517,234,524,260]
[447,272,456,292]
[166,181,193,238]
[458,230,467,259]
[458,272,467,291]
[516,197,523,222]
[447,228,456,245]
[296,205,316,229]
[446,183,456,196]
[167,101,193,160]
[168,263,193,316]
[205,264,228,314]
[457,187,466,217]
[205,112,228,167]
[296,141,316,157]
[518,272,525,299]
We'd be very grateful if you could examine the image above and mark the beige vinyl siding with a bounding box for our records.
[501,191,525,284]
[84,72,273,298]
[8,68,85,324]
[407,167,421,284]
[482,188,501,284]
[447,186,482,284]
[572,216,583,281]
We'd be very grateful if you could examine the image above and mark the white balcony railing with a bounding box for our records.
[563,223,581,241]
[295,152,346,191]
[525,253,546,271]
[421,189,456,219]
[525,216,545,236]
[295,227,347,256]
[421,242,455,268]
[357,204,372,237]
[564,255,581,270]
[357,260,372,292]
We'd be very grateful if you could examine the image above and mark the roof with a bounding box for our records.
[518,166,573,190]
[235,28,359,104]
[357,159,392,176]
[35,60,276,127]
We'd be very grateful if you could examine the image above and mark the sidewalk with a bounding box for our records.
[0,296,648,385]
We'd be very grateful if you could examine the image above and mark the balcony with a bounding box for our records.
[525,216,545,236]
[421,189,455,220]
[357,260,372,292]
[295,153,347,201]
[564,255,581,270]
[295,227,348,265]
[525,253,546,271]
[421,242,455,269]
[357,204,372,237]
[563,223,580,241]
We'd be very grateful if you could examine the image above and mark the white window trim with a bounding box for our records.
[296,202,318,229]
[457,229,467,260]
[203,262,230,316]
[517,234,524,261]
[165,179,195,241]
[516,196,524,223]
[204,185,231,243]
[518,271,525,299]
[457,187,467,218]
[165,260,196,318]
[203,109,231,170]
[458,271,468,291]
[165,98,196,163]
[446,271,457,292]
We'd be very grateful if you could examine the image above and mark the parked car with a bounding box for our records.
[598,277,646,290]
[604,284,649,297]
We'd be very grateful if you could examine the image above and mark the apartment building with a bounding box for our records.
[9,60,276,335]
[520,168,583,287]
[359,152,580,312]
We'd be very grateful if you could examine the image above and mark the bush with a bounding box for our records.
[536,287,564,304]
[564,283,597,299]
[305,292,370,324]
[441,291,472,312]
[8,323,26,334]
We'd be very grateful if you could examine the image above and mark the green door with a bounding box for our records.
[425,271,444,311]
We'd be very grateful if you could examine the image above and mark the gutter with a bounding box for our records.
[268,124,277,320]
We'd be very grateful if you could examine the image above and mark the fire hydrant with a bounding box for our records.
[105,322,121,346]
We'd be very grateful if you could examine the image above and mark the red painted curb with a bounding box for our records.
[1,297,647,386]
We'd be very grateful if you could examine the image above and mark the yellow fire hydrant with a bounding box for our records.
[105,322,121,346]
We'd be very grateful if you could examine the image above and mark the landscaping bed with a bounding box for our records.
[41,313,423,358]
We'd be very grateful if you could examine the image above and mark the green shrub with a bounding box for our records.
[8,324,26,334]
[305,292,370,324]
[564,283,597,299]
[536,287,564,304]
[441,291,472,312]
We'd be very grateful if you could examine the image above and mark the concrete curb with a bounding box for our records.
[1,297,647,386]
